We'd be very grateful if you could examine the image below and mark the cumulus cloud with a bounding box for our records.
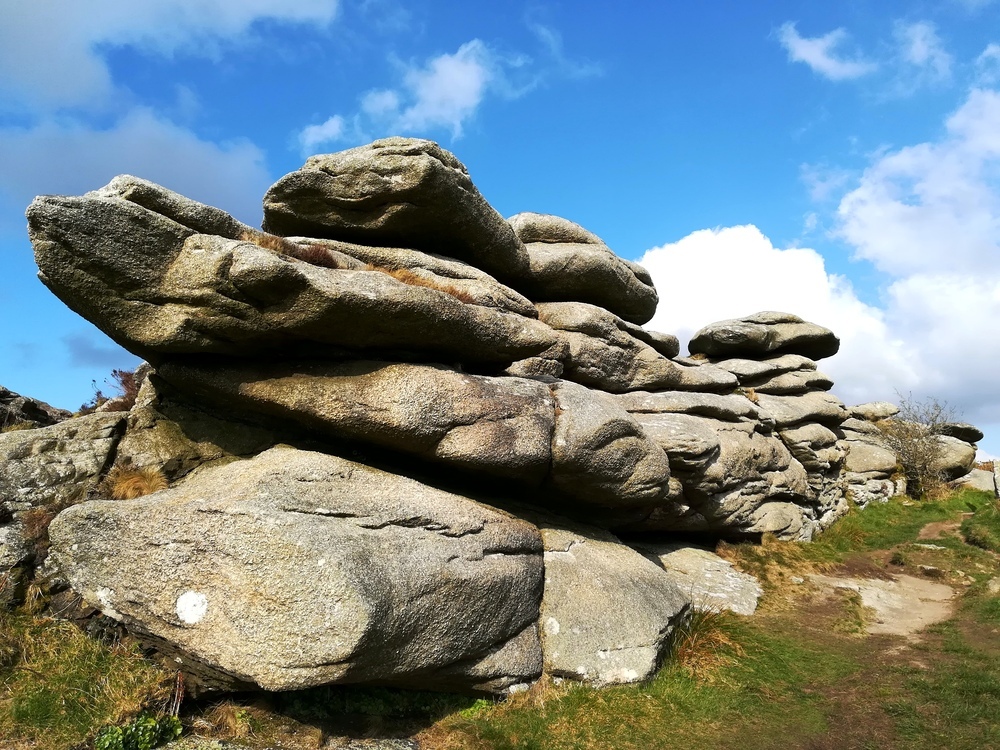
[0,0,339,111]
[0,108,270,225]
[777,22,877,81]
[644,86,1000,442]
[639,226,913,406]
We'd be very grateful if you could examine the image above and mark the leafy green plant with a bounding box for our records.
[94,714,182,750]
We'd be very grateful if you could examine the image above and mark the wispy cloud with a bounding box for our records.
[891,21,953,92]
[296,24,600,152]
[62,332,140,369]
[977,43,1000,85]
[777,22,877,81]
[0,0,340,112]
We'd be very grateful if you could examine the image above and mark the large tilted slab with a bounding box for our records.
[49,447,544,693]
[155,360,672,509]
[28,195,556,365]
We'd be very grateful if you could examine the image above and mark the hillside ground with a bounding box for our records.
[2,488,998,750]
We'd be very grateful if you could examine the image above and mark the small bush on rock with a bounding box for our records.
[877,393,957,499]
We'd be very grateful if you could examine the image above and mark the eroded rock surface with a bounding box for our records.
[50,447,544,693]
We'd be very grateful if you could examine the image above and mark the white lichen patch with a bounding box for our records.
[176,590,208,625]
[95,587,122,620]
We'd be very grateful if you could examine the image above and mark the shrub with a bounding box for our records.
[876,393,957,499]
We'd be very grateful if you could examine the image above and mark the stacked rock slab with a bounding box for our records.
[614,312,850,540]
[23,136,951,696]
[840,402,902,506]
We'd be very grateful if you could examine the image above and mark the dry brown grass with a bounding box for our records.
[743,387,760,404]
[0,421,34,433]
[103,464,169,500]
[365,264,476,303]
[975,460,994,472]
[240,231,349,270]
[668,608,746,682]
[716,533,831,604]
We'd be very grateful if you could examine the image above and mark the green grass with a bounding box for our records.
[4,488,1000,750]
[0,612,173,750]
[962,497,1000,553]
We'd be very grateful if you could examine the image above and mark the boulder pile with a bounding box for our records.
[0,137,986,695]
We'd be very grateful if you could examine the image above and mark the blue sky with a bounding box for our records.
[2,0,1000,454]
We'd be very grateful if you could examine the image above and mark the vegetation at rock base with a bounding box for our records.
[0,613,175,750]
[3,488,999,749]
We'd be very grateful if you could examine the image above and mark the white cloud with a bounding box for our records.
[836,88,1000,276]
[0,0,339,111]
[895,21,952,84]
[976,44,1000,85]
[640,225,914,406]
[641,86,1000,444]
[0,108,271,225]
[298,115,348,153]
[297,27,599,150]
[395,40,497,136]
[777,22,877,81]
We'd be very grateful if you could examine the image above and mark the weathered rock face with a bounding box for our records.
[0,413,126,603]
[689,312,840,361]
[536,519,688,685]
[0,386,71,430]
[508,213,658,324]
[634,543,763,616]
[50,447,544,693]
[20,136,987,697]
[262,138,530,285]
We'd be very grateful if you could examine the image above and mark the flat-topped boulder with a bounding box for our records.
[263,138,530,285]
[689,311,840,361]
[508,213,658,324]
[849,402,900,421]
[938,422,984,444]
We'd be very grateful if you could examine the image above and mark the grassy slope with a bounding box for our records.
[1,490,998,749]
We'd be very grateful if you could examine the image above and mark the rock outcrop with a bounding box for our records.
[13,136,986,697]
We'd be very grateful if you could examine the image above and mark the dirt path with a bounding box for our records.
[809,573,955,639]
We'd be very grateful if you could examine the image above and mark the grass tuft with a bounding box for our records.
[103,465,169,500]
[240,230,350,270]
[962,498,1000,553]
[365,264,477,303]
